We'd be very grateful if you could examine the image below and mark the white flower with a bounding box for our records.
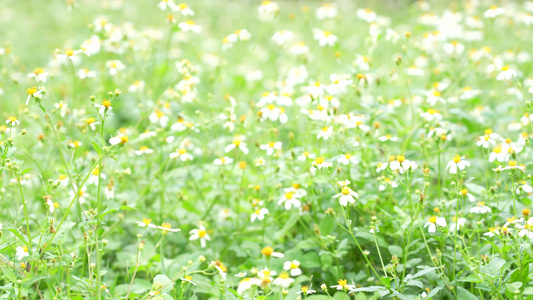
[169,148,193,161]
[297,151,315,161]
[496,65,517,81]
[357,8,377,22]
[251,208,268,222]
[214,156,233,165]
[470,202,491,214]
[149,109,169,127]
[109,132,128,145]
[178,21,202,33]
[5,116,19,126]
[312,28,338,47]
[389,155,417,174]
[316,3,337,19]
[449,217,466,232]
[376,162,388,173]
[158,0,179,11]
[135,146,154,156]
[310,157,332,174]
[337,153,358,165]
[16,246,29,260]
[333,186,358,206]
[224,135,249,154]
[446,155,470,174]
[378,135,398,142]
[283,260,302,276]
[260,141,282,156]
[278,191,302,209]
[105,60,125,76]
[189,225,211,247]
[136,218,157,228]
[317,126,333,140]
[484,6,505,18]
[271,30,294,45]
[420,108,442,121]
[27,68,48,82]
[461,187,476,202]
[424,216,447,233]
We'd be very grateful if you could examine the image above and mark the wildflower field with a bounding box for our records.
[2,0,533,299]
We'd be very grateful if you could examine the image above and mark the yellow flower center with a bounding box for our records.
[143,218,152,225]
[453,155,461,163]
[8,116,17,122]
[261,246,273,256]
[285,192,294,199]
[338,279,347,287]
[102,100,111,108]
[26,86,37,95]
[428,216,437,223]
[315,156,325,164]
[501,65,510,71]
[341,187,350,195]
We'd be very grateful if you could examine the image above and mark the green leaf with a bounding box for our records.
[458,273,482,283]
[506,282,522,294]
[457,286,479,300]
[387,245,403,257]
[153,274,174,293]
[1,268,17,282]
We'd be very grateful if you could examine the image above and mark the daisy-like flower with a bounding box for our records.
[317,126,333,140]
[488,145,507,162]
[157,222,181,234]
[483,5,505,18]
[87,168,107,186]
[251,208,269,222]
[337,153,358,165]
[169,148,193,161]
[312,28,338,47]
[214,156,233,165]
[158,0,179,11]
[94,98,113,115]
[257,1,279,22]
[6,116,19,126]
[378,134,398,142]
[289,42,309,56]
[136,218,157,228]
[180,275,197,286]
[424,216,447,233]
[357,8,377,22]
[449,217,466,232]
[426,90,445,105]
[176,2,194,15]
[484,227,501,237]
[331,279,355,291]
[496,65,517,81]
[420,108,442,121]
[310,156,332,174]
[278,191,302,209]
[109,132,129,145]
[316,3,337,19]
[517,219,533,239]
[44,195,55,213]
[237,277,261,295]
[272,272,294,288]
[297,151,316,161]
[297,285,317,295]
[135,146,154,156]
[16,246,29,260]
[461,187,476,202]
[446,155,470,174]
[69,185,89,203]
[333,185,358,206]
[271,30,294,45]
[389,154,417,174]
[260,141,282,156]
[502,160,526,172]
[178,20,202,33]
[225,135,249,154]
[376,162,388,173]
[25,86,45,105]
[189,225,211,247]
[105,60,125,76]
[149,109,170,127]
[27,68,48,83]
[476,134,497,148]
[261,246,284,258]
[283,260,302,276]
[470,202,491,214]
